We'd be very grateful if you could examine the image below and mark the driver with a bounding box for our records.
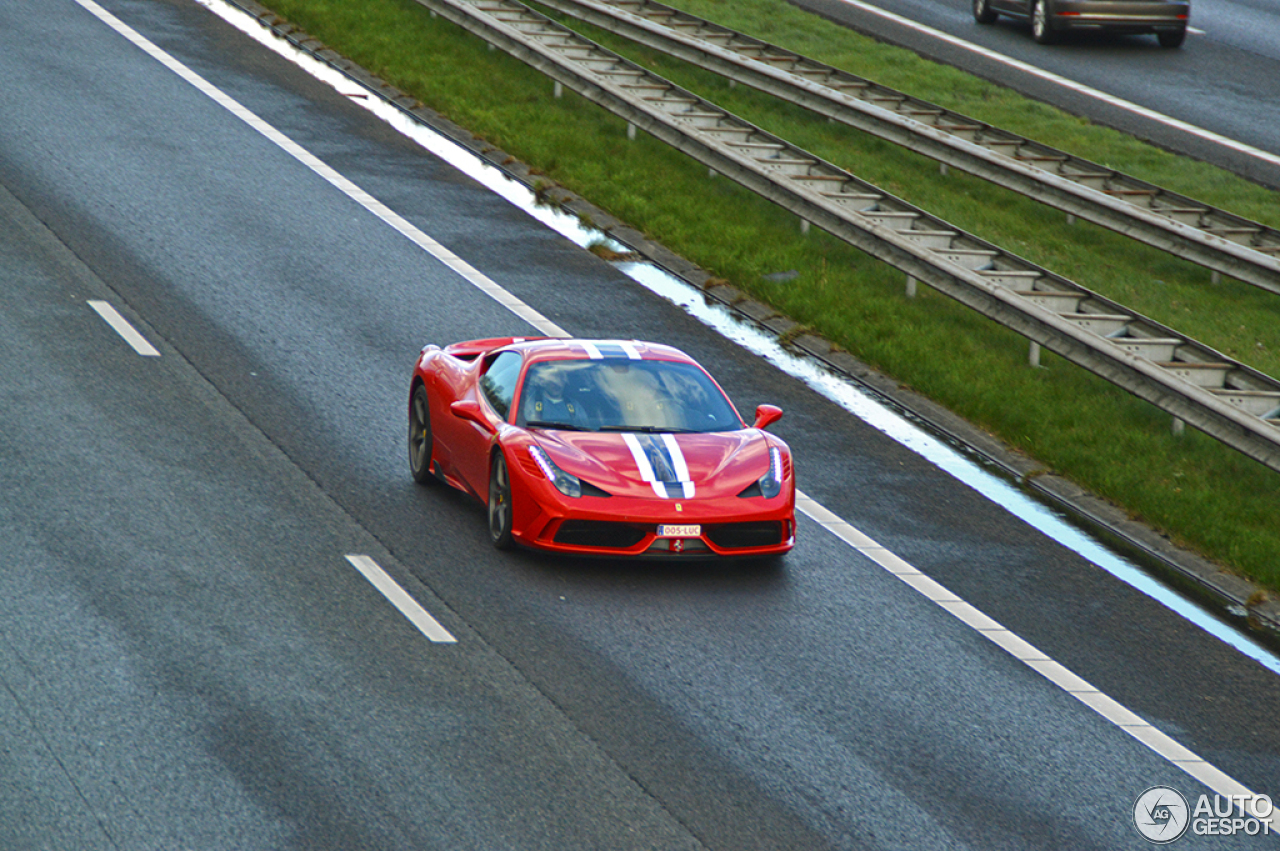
[524,365,588,428]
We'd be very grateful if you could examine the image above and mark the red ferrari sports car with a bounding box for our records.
[408,337,795,558]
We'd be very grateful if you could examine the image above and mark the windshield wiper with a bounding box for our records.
[525,420,591,431]
[596,425,698,434]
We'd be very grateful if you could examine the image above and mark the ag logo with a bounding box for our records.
[1134,786,1190,844]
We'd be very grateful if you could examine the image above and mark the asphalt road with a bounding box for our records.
[1,0,1278,848]
[788,0,1280,188]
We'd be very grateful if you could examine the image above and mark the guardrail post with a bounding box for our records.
[906,275,917,298]
[554,81,563,99]
[627,122,636,140]
[1029,341,1041,368]
[1172,417,1186,436]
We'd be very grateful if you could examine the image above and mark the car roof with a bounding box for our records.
[513,338,694,365]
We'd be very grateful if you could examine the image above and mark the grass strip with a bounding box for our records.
[258,0,1280,593]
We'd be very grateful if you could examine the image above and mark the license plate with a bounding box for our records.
[658,524,701,538]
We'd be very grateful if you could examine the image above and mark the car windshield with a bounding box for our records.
[517,358,742,433]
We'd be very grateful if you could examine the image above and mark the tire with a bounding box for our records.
[1031,0,1058,43]
[408,384,436,485]
[488,451,514,550]
[1158,26,1186,48]
[974,0,998,24]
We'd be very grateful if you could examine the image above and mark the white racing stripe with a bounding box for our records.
[621,432,695,498]
[622,432,669,498]
[88,0,1271,813]
[88,300,160,356]
[660,433,695,498]
[345,555,457,644]
[578,340,642,359]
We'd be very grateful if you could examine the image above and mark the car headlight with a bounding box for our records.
[528,445,582,498]
[757,446,784,499]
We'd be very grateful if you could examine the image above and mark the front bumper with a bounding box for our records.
[513,490,796,558]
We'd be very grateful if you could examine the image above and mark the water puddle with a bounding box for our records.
[200,0,1280,676]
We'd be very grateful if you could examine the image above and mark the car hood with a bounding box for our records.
[532,429,773,500]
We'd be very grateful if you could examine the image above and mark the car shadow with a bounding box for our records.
[509,545,791,589]
[997,22,1183,50]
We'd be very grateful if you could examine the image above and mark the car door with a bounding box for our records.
[454,350,523,500]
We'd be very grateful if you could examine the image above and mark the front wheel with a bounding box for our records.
[408,384,436,485]
[488,452,514,549]
[974,0,998,24]
[1031,0,1058,43]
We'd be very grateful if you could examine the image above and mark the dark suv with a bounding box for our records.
[974,0,1190,47]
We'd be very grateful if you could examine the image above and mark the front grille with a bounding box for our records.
[553,520,647,549]
[706,521,784,549]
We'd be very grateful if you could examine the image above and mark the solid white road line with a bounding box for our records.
[345,555,457,644]
[796,490,1274,823]
[833,0,1280,170]
[88,300,160,356]
[74,0,567,341]
[82,0,1270,813]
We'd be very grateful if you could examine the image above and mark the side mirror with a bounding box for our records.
[753,404,783,430]
[451,400,497,435]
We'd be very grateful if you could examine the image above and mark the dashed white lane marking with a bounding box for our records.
[81,0,1270,813]
[88,300,160,356]
[346,555,457,644]
[796,490,1274,821]
[75,0,567,341]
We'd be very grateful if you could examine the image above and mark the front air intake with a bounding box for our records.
[706,521,784,549]
[553,521,647,548]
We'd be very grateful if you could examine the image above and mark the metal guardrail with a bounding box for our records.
[416,0,1280,473]
[534,0,1280,296]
